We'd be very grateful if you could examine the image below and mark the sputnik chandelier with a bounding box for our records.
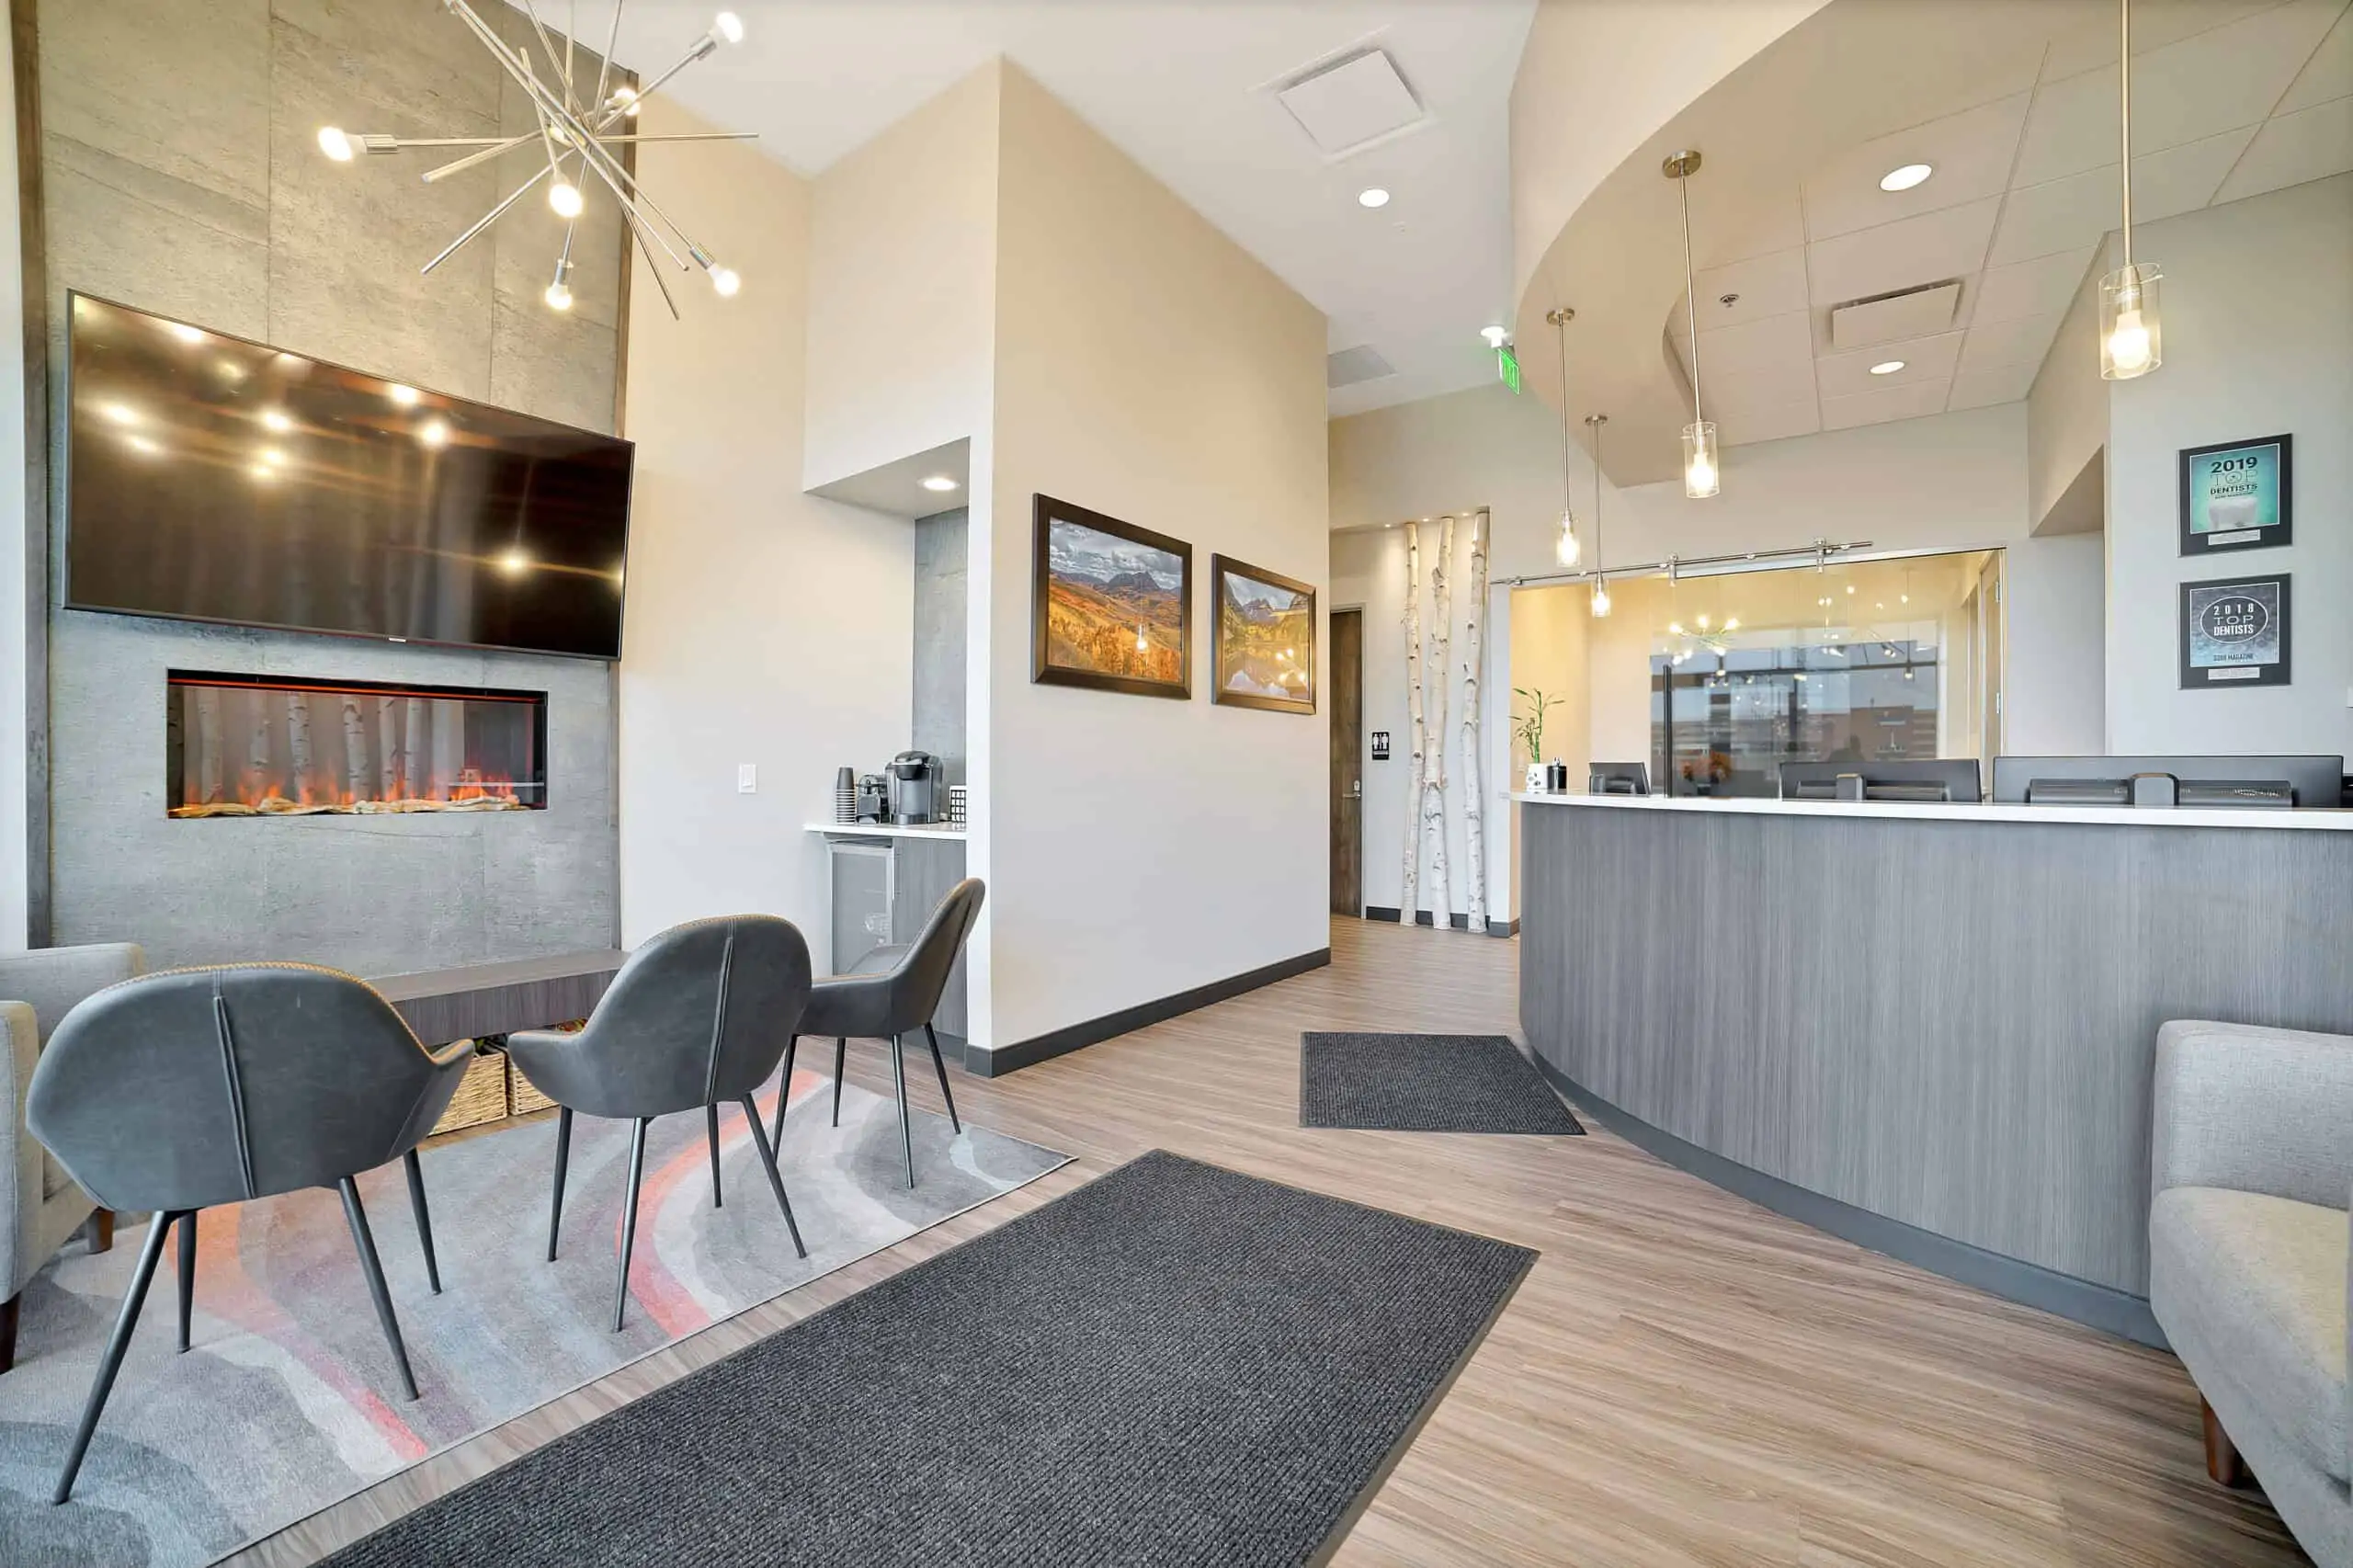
[315,1,756,319]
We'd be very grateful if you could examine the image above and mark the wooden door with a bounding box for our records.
[1330,609,1363,915]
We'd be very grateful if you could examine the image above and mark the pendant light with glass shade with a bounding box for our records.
[2099,0,2162,378]
[1585,414,1612,617]
[1664,150,1720,497]
[1546,306,1582,567]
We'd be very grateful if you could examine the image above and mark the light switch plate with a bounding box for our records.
[737,764,757,794]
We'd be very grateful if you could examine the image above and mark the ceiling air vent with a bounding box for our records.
[1326,345,1395,388]
[1278,49,1425,156]
[1829,280,1962,350]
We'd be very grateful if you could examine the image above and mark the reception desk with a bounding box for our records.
[1516,791,2353,1343]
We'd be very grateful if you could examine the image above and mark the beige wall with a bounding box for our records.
[984,63,1329,1049]
[2027,241,2113,537]
[2106,174,2352,759]
[619,99,915,944]
[804,67,1000,492]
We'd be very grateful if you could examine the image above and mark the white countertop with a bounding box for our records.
[805,821,967,840]
[1512,791,2353,832]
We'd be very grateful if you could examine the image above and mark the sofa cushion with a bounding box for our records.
[2151,1186,2348,1483]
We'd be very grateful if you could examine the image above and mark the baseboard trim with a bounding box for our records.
[967,948,1332,1078]
[1362,907,1514,937]
[1529,1055,2168,1349]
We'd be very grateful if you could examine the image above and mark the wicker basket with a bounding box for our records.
[430,1044,507,1135]
[505,1019,585,1116]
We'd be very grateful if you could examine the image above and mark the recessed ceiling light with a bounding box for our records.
[1870,359,1906,375]
[1357,187,1390,209]
[920,475,960,493]
[1480,325,1508,347]
[1880,163,1933,192]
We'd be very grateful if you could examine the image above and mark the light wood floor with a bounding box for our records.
[233,916,2306,1567]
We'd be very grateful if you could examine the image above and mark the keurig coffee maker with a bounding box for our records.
[886,752,943,824]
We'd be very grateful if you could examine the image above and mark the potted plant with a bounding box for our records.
[1511,687,1556,791]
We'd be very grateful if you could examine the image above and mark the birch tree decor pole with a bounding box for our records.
[1400,519,1424,925]
[1421,513,1455,931]
[1461,508,1490,934]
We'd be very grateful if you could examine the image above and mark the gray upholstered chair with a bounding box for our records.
[773,879,983,1189]
[508,915,813,1333]
[26,962,472,1504]
[2,943,145,1375]
[2150,1019,2351,1567]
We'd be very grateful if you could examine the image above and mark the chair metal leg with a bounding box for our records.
[771,1035,800,1149]
[924,1023,961,1133]
[706,1101,724,1210]
[52,1210,178,1504]
[404,1148,442,1295]
[547,1106,574,1263]
[831,1037,847,1127]
[612,1116,652,1333]
[339,1178,419,1403]
[739,1094,808,1258]
[175,1212,197,1352]
[891,1034,915,1189]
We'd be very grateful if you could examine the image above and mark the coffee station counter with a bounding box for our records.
[804,822,965,841]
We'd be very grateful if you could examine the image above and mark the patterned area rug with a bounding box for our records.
[1300,1033,1585,1135]
[0,1069,1066,1568]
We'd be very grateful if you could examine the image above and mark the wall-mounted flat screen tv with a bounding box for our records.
[63,293,632,659]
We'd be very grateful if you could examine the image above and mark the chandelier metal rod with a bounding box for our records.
[445,0,698,273]
[592,0,626,122]
[517,0,574,109]
[414,129,759,186]
[422,163,553,275]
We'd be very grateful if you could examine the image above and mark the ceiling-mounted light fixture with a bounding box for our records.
[1585,413,1611,617]
[320,3,758,324]
[1547,307,1581,569]
[1879,163,1933,192]
[1664,151,1720,498]
[2100,0,2161,379]
[1480,324,1508,348]
[1358,187,1391,209]
[1870,360,1905,376]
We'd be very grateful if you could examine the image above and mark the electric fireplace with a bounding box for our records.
[165,670,546,818]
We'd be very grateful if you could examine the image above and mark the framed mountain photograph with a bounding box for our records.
[2179,572,2290,689]
[1211,555,1315,714]
[1031,494,1192,699]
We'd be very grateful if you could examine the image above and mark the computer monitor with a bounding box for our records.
[1779,759,1984,804]
[1588,763,1650,796]
[1991,755,2347,809]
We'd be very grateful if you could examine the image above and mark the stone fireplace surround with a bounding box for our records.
[50,609,617,976]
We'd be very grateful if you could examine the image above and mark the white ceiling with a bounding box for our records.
[1666,0,2353,449]
[544,0,1537,416]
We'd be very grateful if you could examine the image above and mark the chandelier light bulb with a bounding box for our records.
[611,86,642,119]
[544,280,574,312]
[1554,509,1581,567]
[710,266,742,298]
[714,11,745,44]
[317,126,355,163]
[2100,266,2162,378]
[1589,579,1613,619]
[549,180,585,219]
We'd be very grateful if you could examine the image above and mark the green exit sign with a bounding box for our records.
[1495,344,1521,394]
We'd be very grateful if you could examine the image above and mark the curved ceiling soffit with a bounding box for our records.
[1514,0,2115,488]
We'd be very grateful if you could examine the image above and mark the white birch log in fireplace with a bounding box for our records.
[245,691,274,801]
[376,695,401,799]
[341,692,369,800]
[195,686,223,804]
[404,696,431,799]
[285,692,313,800]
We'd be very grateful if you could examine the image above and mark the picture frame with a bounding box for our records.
[1030,494,1192,699]
[2179,572,2290,690]
[1210,554,1316,714]
[2178,434,2292,555]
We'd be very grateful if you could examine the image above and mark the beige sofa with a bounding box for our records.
[2151,1019,2351,1568]
[2,943,145,1371]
